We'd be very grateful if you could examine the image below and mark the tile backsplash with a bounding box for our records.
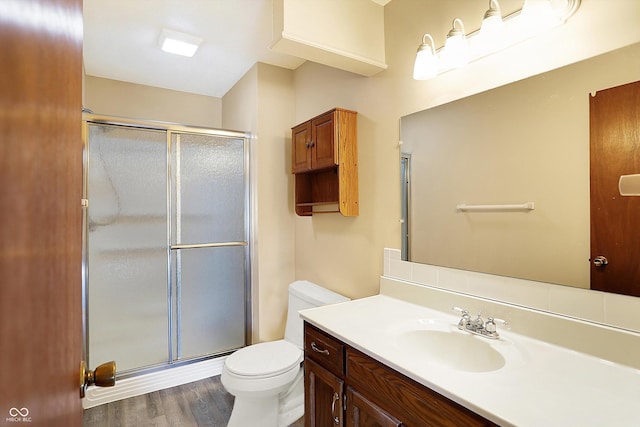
[384,248,640,333]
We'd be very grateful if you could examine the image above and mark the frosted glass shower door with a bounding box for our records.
[86,124,169,372]
[171,133,248,360]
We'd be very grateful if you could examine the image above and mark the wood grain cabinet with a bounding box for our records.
[345,388,402,427]
[291,108,358,216]
[304,323,499,427]
[304,323,346,426]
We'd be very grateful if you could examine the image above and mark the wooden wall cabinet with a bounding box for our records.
[292,108,358,216]
[304,323,498,427]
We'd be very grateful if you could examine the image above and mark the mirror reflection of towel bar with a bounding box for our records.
[456,202,535,212]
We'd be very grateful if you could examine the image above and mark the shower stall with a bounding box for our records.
[82,114,251,377]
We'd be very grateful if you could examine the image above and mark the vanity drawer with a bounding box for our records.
[346,347,498,427]
[304,322,345,375]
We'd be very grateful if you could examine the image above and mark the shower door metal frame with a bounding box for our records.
[81,113,253,376]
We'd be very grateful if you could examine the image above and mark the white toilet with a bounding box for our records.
[221,280,349,427]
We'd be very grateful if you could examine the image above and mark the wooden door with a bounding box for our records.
[311,111,337,171]
[293,121,312,173]
[590,80,640,296]
[345,388,402,427]
[0,0,84,426]
[305,358,344,427]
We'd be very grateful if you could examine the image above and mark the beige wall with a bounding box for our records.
[223,63,296,342]
[84,75,222,128]
[292,64,397,299]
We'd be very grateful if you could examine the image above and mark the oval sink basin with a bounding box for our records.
[394,329,506,373]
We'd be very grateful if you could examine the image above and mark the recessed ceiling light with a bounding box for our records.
[158,28,202,57]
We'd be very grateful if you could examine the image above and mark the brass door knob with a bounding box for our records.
[593,256,608,267]
[80,360,116,398]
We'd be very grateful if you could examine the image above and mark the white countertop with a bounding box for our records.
[300,294,640,427]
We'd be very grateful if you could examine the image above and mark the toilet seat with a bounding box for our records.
[225,340,302,379]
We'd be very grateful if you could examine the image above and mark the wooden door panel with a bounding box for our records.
[0,0,84,426]
[311,112,337,170]
[346,388,402,427]
[305,358,344,427]
[590,80,640,296]
[293,122,312,173]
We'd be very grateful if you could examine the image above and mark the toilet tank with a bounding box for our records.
[284,280,350,348]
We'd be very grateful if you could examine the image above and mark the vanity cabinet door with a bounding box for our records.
[345,387,403,427]
[305,357,345,427]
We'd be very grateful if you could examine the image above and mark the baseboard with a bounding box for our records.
[82,357,227,409]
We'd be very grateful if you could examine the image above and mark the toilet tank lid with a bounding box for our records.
[289,280,350,306]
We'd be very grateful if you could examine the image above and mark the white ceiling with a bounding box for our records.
[83,0,306,98]
[84,0,392,98]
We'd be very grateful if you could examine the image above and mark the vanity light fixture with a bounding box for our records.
[412,0,581,80]
[413,34,439,80]
[441,18,468,70]
[158,28,203,57]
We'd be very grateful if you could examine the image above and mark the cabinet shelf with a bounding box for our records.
[292,108,358,216]
[295,201,339,207]
[295,201,340,215]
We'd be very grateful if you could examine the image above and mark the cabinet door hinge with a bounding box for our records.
[343,392,347,411]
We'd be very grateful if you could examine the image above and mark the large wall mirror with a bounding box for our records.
[400,41,640,290]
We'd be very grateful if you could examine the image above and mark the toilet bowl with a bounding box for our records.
[222,340,303,427]
[221,280,349,427]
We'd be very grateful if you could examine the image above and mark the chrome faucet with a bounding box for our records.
[452,307,507,339]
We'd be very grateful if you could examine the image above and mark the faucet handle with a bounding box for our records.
[452,306,469,317]
[452,307,471,329]
[485,317,508,333]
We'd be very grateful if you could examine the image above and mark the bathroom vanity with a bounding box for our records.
[304,322,496,426]
[300,277,640,427]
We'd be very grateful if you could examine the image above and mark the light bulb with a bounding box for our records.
[520,0,559,34]
[480,0,505,47]
[413,34,439,80]
[441,18,468,70]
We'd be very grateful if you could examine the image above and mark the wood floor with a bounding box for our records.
[83,375,305,427]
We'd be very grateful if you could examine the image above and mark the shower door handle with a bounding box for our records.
[80,360,116,398]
